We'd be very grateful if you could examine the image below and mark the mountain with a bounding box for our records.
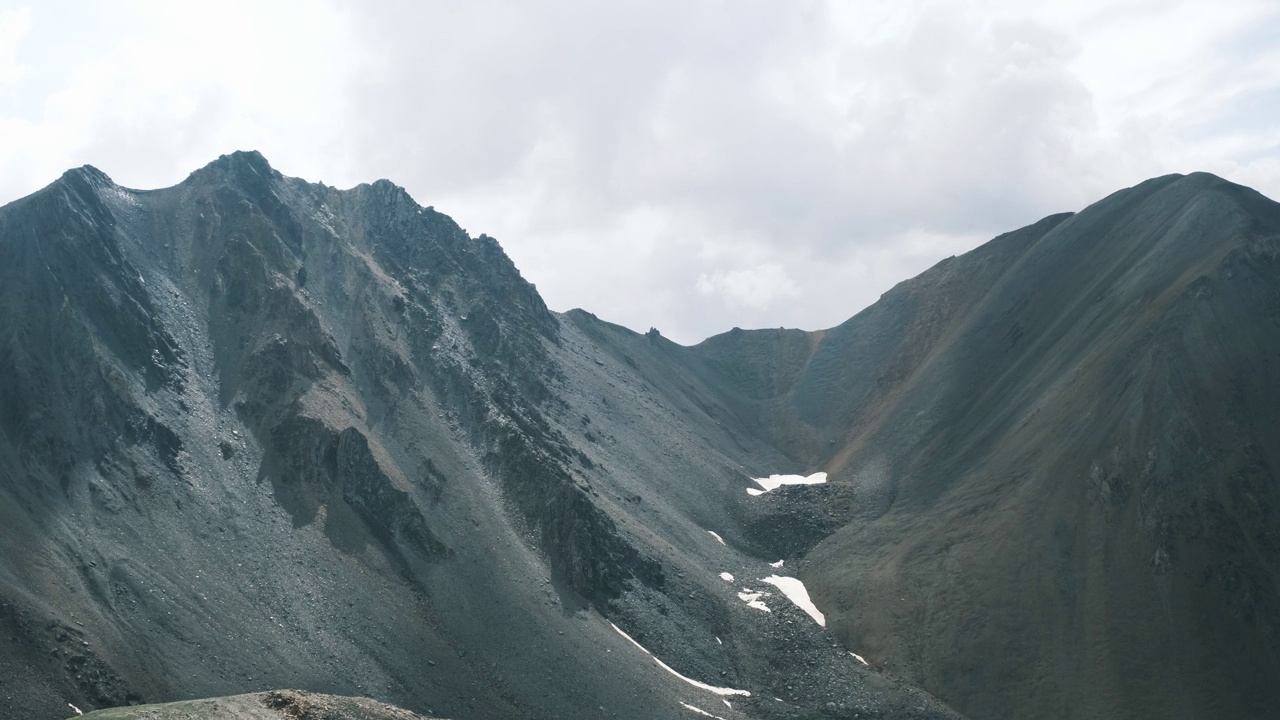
[0,152,954,720]
[679,172,1280,719]
[0,153,1276,720]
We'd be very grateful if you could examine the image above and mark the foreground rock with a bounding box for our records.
[72,690,440,719]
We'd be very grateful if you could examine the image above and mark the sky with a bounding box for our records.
[1,1,1278,344]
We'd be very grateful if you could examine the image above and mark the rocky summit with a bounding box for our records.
[1,152,1277,720]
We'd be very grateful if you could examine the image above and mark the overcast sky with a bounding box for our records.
[1,1,1277,343]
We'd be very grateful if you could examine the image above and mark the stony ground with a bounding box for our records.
[73,690,439,719]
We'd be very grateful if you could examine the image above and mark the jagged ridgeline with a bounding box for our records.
[0,152,684,720]
[1,153,1278,720]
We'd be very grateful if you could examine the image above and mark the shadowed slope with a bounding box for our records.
[677,173,1280,720]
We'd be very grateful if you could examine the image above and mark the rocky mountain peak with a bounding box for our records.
[188,149,281,183]
[58,164,116,191]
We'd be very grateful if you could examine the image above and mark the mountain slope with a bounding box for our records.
[675,172,1280,719]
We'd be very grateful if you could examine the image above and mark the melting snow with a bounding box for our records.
[707,531,726,545]
[610,623,750,697]
[748,472,827,494]
[770,559,784,568]
[68,704,83,716]
[719,572,734,582]
[680,702,728,720]
[762,575,825,626]
[850,651,869,666]
[737,590,771,612]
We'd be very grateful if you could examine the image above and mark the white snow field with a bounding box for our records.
[737,590,770,612]
[680,701,728,719]
[610,623,751,697]
[746,472,827,495]
[761,575,825,626]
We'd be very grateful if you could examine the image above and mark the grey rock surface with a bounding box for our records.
[73,689,441,719]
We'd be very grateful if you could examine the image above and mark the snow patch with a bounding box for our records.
[749,472,827,494]
[610,623,750,697]
[737,590,771,612]
[770,559,784,568]
[68,704,83,716]
[719,572,734,582]
[762,575,825,626]
[707,531,726,545]
[850,651,869,666]
[680,702,728,720]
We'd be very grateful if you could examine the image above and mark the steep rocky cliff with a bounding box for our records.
[0,153,954,720]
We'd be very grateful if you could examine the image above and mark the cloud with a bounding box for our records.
[1,1,1278,343]
[0,0,358,202]
[328,0,1135,340]
[696,264,802,310]
[0,7,30,90]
